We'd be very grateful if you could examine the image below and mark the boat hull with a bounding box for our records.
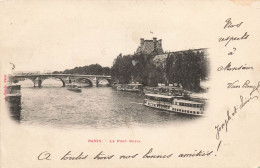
[67,88,82,92]
[143,102,204,116]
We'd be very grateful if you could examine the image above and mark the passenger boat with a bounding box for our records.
[67,84,82,92]
[143,94,205,116]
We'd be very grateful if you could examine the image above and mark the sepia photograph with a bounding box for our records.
[6,37,210,128]
[1,1,260,168]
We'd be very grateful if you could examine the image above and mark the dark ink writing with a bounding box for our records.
[217,62,253,71]
[142,148,173,159]
[119,154,138,159]
[93,151,114,160]
[219,32,249,47]
[60,151,88,160]
[227,80,240,88]
[224,18,243,29]
[178,150,213,157]
[215,91,259,142]
[38,151,51,160]
[215,110,232,140]
[239,95,258,109]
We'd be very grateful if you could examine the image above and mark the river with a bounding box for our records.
[17,79,198,129]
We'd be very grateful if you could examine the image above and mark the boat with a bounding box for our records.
[116,85,125,91]
[114,84,143,93]
[143,93,205,116]
[67,84,82,92]
[5,84,22,120]
[144,86,190,97]
[124,84,143,92]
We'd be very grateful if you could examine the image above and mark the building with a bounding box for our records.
[136,37,164,55]
[152,48,208,68]
[152,54,168,68]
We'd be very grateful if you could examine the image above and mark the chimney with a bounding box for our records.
[159,39,162,47]
[140,38,144,45]
[153,37,157,49]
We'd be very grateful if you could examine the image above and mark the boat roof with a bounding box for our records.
[116,84,142,86]
[175,99,203,104]
[145,94,203,104]
[157,86,183,89]
[145,94,173,99]
[189,92,208,100]
[69,84,79,86]
[127,84,142,86]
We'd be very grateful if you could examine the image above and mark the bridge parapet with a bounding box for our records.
[8,74,112,87]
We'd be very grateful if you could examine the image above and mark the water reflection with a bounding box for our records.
[12,79,199,129]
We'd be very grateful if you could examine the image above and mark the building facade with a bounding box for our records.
[136,37,164,55]
[152,48,208,68]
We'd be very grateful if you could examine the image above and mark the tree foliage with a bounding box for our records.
[111,53,165,86]
[166,50,209,91]
[112,50,209,92]
[53,64,111,76]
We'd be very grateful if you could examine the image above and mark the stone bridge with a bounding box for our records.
[8,74,112,87]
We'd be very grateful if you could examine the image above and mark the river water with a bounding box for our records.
[18,79,198,129]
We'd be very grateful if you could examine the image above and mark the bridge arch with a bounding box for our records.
[41,77,66,87]
[75,78,93,87]
[11,77,35,87]
[11,77,66,87]
[96,78,111,86]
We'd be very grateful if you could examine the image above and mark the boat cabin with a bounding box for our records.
[144,93,204,115]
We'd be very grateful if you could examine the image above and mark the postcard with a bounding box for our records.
[0,0,260,167]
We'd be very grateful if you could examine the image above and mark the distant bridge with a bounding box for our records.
[8,74,112,87]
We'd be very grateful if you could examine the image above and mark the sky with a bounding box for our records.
[1,0,244,72]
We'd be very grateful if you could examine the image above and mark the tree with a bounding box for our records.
[55,64,111,76]
[111,49,208,91]
[165,50,207,92]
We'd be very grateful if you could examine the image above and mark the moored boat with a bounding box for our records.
[124,84,143,92]
[143,93,205,116]
[67,84,82,92]
[114,83,143,93]
[5,84,22,121]
[143,86,190,97]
